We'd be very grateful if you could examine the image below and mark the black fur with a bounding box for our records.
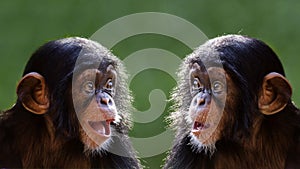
[164,35,300,169]
[0,37,140,168]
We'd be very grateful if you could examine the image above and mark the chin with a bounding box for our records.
[189,127,220,155]
[79,125,112,155]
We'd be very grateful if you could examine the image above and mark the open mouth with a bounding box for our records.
[88,119,114,136]
[192,121,210,133]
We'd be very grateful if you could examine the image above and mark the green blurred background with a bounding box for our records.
[0,0,299,168]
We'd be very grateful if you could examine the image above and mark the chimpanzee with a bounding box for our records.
[0,37,140,168]
[164,35,300,169]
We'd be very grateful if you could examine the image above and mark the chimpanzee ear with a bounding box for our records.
[258,72,292,115]
[17,72,49,114]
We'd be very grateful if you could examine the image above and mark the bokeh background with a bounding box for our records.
[0,0,299,168]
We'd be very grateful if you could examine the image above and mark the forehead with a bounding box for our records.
[207,67,226,78]
[190,66,227,85]
[73,54,117,73]
[189,61,225,77]
[81,65,116,75]
[73,65,117,82]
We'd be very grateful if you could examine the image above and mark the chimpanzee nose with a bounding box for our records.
[193,91,211,107]
[98,92,113,106]
[100,97,112,105]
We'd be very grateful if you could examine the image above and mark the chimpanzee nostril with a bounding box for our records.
[198,97,205,106]
[108,99,112,106]
[100,97,110,105]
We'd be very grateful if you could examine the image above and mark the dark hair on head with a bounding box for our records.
[22,37,132,138]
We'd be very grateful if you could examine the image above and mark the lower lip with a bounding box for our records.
[88,121,112,137]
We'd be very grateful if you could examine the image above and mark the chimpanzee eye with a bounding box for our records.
[212,81,224,94]
[83,81,95,94]
[192,78,203,92]
[105,79,113,90]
